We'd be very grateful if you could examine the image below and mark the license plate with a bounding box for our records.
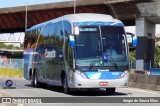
[99,82,108,86]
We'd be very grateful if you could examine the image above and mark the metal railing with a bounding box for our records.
[0,58,23,69]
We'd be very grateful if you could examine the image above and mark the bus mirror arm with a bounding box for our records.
[69,35,75,48]
[126,32,137,47]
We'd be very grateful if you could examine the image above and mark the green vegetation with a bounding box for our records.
[154,44,160,67]
[129,50,136,69]
[130,50,136,62]
[0,43,23,50]
[0,68,24,78]
[129,44,160,68]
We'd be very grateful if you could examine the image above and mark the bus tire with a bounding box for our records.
[31,71,39,88]
[106,88,116,95]
[62,76,70,94]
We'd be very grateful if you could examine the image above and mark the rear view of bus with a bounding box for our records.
[67,14,129,95]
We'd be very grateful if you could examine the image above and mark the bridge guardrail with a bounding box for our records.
[0,58,23,69]
[148,68,160,75]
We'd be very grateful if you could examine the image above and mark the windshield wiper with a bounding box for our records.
[104,55,118,70]
[113,63,118,70]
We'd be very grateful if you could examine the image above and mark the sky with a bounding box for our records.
[0,0,72,8]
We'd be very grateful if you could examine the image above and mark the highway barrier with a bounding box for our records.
[129,74,160,91]
[148,68,160,75]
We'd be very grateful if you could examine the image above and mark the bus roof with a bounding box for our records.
[26,13,122,31]
[61,13,121,23]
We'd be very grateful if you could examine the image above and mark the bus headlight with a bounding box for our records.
[75,70,88,79]
[120,71,128,78]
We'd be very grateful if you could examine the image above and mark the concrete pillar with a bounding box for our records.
[136,18,155,70]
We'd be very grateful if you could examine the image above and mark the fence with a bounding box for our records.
[0,58,23,69]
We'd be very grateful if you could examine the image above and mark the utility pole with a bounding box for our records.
[25,1,28,31]
[74,0,76,14]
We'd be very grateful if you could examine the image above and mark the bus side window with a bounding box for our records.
[68,42,73,67]
[25,31,32,49]
[30,29,36,48]
[63,21,73,68]
[65,38,73,68]
[56,21,64,49]
[48,24,54,45]
[38,28,43,46]
[41,25,50,45]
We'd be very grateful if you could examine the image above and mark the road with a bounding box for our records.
[0,78,160,106]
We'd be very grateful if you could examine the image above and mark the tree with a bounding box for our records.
[0,43,7,49]
[154,44,160,67]
[130,50,136,61]
[8,44,14,49]
[129,50,136,69]
[0,43,23,50]
[129,44,160,68]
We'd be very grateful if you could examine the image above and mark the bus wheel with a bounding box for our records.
[31,72,39,88]
[62,76,70,94]
[106,88,116,95]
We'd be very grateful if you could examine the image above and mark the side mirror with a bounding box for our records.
[126,32,137,47]
[69,35,75,48]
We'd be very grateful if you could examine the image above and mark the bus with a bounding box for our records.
[24,13,134,94]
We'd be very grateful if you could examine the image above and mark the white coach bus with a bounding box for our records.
[24,13,135,94]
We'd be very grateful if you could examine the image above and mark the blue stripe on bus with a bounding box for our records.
[73,21,123,26]
[85,71,123,80]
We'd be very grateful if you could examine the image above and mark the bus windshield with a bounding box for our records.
[75,26,128,67]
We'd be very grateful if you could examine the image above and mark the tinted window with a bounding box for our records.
[24,31,31,49]
[63,21,73,67]
[76,26,100,59]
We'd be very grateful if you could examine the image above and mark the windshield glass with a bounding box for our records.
[101,26,127,66]
[75,26,128,67]
[75,26,102,66]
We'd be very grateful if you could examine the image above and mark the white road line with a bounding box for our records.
[126,88,159,94]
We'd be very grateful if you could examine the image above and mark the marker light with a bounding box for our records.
[74,26,79,35]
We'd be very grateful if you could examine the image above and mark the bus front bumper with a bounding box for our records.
[69,73,129,88]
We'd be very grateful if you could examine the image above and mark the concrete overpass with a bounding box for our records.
[0,0,153,33]
[0,0,160,70]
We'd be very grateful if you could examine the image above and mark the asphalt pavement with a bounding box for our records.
[0,77,160,106]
